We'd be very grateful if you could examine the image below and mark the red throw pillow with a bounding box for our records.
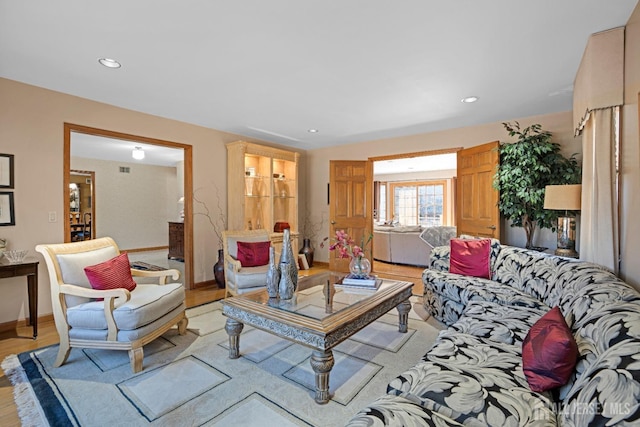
[449,238,491,279]
[237,241,271,267]
[84,253,137,293]
[522,306,578,392]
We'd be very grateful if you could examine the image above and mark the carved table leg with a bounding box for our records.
[397,299,411,333]
[310,349,335,404]
[225,318,244,359]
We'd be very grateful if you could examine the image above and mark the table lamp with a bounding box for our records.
[543,184,581,258]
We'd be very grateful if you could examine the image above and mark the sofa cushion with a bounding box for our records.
[84,252,137,293]
[522,306,578,392]
[387,331,557,426]
[451,301,547,346]
[231,264,270,289]
[558,300,640,404]
[423,269,548,325]
[66,282,185,331]
[346,393,463,427]
[449,238,491,279]
[236,241,270,267]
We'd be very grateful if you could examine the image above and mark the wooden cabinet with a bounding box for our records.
[168,222,184,261]
[226,141,300,254]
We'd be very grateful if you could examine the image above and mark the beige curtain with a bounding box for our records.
[579,107,619,273]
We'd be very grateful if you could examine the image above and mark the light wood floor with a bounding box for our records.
[0,261,425,425]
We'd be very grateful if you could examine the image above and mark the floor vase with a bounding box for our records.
[214,249,225,288]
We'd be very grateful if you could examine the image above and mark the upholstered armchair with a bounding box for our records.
[35,237,188,373]
[222,229,272,297]
[419,226,457,253]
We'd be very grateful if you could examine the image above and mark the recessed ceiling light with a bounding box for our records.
[308,129,319,133]
[98,58,122,68]
[461,96,479,103]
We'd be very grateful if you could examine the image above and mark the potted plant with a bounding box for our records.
[493,122,581,250]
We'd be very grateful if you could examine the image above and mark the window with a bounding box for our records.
[390,181,446,226]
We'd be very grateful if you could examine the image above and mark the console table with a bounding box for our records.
[0,259,39,338]
[168,221,184,261]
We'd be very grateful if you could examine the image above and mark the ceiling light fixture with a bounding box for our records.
[98,58,122,68]
[132,147,145,160]
[308,129,319,133]
[461,96,479,103]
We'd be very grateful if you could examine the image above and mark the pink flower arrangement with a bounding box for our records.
[329,230,372,259]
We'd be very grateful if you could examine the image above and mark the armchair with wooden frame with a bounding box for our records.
[222,229,272,298]
[36,237,188,373]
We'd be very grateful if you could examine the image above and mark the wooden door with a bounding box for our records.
[456,141,500,239]
[329,160,373,272]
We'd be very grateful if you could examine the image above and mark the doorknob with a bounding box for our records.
[330,220,336,225]
[487,225,497,230]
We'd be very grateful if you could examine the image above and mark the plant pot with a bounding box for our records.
[299,238,314,267]
[214,249,225,288]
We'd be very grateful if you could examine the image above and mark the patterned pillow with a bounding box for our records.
[449,238,491,279]
[522,306,578,392]
[84,252,137,292]
[237,241,271,267]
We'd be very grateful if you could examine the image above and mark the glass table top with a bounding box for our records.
[235,271,411,322]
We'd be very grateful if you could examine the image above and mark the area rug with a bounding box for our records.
[2,296,441,426]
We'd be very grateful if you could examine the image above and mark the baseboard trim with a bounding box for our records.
[193,279,218,289]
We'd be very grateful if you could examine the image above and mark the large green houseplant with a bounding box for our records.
[494,122,581,249]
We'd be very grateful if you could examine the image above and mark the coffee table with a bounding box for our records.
[222,272,413,404]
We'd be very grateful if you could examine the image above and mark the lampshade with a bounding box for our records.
[544,185,582,210]
[132,146,145,160]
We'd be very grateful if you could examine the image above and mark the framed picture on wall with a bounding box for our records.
[0,154,14,188]
[0,192,15,226]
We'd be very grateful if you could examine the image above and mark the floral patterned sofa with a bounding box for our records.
[347,242,640,426]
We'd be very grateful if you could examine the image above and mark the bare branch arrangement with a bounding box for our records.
[193,182,226,249]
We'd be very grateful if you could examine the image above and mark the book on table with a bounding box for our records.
[336,274,382,289]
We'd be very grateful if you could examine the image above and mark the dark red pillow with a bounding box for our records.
[449,238,491,279]
[84,252,137,293]
[237,241,271,267]
[522,306,578,392]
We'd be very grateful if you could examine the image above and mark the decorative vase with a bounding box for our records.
[266,246,280,298]
[278,264,295,300]
[299,238,314,268]
[213,249,226,288]
[349,257,371,278]
[279,228,298,294]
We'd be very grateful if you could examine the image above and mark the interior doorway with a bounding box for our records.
[63,123,195,289]
[69,170,95,241]
[368,148,461,279]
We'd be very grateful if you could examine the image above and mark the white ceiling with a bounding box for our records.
[1,1,637,151]
[71,133,184,167]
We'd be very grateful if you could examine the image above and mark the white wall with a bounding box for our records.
[0,77,296,325]
[71,156,178,249]
[620,3,640,288]
[305,111,580,263]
